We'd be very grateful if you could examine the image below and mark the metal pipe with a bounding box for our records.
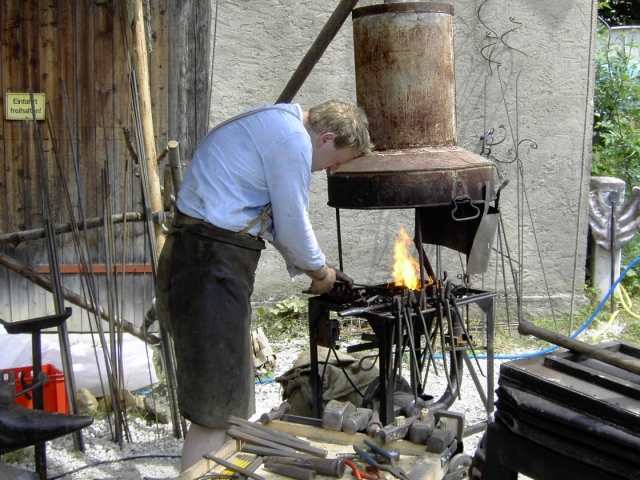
[276,0,359,103]
[0,211,159,245]
[518,320,640,375]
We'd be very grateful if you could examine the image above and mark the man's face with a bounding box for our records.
[311,132,360,173]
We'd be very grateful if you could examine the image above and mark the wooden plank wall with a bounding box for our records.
[0,0,168,332]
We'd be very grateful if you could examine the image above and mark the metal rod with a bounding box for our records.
[609,194,617,314]
[461,352,488,412]
[336,208,344,272]
[101,171,125,447]
[276,0,360,103]
[442,285,460,399]
[29,93,84,452]
[435,288,454,395]
[0,211,156,245]
[414,302,438,378]
[519,319,640,375]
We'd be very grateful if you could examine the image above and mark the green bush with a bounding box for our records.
[592,23,640,292]
[255,296,308,339]
[592,28,640,185]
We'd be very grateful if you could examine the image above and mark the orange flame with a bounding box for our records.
[392,226,420,290]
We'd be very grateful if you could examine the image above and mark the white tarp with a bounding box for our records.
[0,333,158,396]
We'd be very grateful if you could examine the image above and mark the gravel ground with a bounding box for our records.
[9,337,500,479]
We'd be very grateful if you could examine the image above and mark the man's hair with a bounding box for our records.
[307,100,373,155]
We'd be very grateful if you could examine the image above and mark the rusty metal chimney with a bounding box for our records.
[328,2,497,210]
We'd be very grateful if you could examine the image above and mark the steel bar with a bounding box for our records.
[0,211,159,245]
[276,0,359,103]
[227,416,314,450]
[461,352,488,412]
[29,93,84,453]
[449,296,484,376]
[442,286,460,399]
[435,291,454,396]
[227,428,305,457]
[413,303,438,378]
[0,252,158,343]
[59,80,117,438]
[336,208,344,272]
[101,171,125,447]
[519,320,640,376]
[241,444,306,459]
[402,303,422,396]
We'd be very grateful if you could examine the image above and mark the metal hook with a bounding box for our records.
[451,198,481,222]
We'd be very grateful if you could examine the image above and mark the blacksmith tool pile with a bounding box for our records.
[203,402,470,480]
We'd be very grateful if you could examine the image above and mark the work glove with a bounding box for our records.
[307,265,337,295]
[335,269,354,288]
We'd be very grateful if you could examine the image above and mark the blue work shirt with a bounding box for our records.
[177,104,326,276]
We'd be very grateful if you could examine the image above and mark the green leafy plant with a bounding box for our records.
[592,28,640,185]
[255,296,308,339]
[592,24,640,293]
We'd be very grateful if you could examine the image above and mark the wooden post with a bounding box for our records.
[127,0,166,254]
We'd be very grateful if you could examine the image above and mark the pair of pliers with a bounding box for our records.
[353,445,410,480]
[344,458,381,480]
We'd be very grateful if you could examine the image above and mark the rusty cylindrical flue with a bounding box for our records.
[328,2,496,210]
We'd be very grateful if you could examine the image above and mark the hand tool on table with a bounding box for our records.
[344,458,381,480]
[323,399,356,431]
[343,408,373,434]
[366,410,382,437]
[260,401,291,424]
[281,414,324,428]
[408,409,435,445]
[263,456,346,477]
[264,463,316,480]
[377,415,417,444]
[353,445,410,480]
[362,438,400,464]
[241,445,311,459]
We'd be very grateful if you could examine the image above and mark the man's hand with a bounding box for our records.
[335,269,353,288]
[306,266,354,294]
[307,265,337,295]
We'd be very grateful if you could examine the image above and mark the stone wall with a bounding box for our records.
[169,0,598,312]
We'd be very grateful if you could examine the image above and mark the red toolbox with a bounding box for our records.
[2,364,68,414]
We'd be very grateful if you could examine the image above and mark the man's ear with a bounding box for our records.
[319,132,336,145]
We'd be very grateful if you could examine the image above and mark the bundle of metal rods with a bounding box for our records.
[335,279,485,411]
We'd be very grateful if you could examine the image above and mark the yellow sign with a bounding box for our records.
[5,92,46,121]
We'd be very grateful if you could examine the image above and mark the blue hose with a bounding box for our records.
[472,254,640,361]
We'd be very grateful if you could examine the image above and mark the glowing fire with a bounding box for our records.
[392,226,421,290]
